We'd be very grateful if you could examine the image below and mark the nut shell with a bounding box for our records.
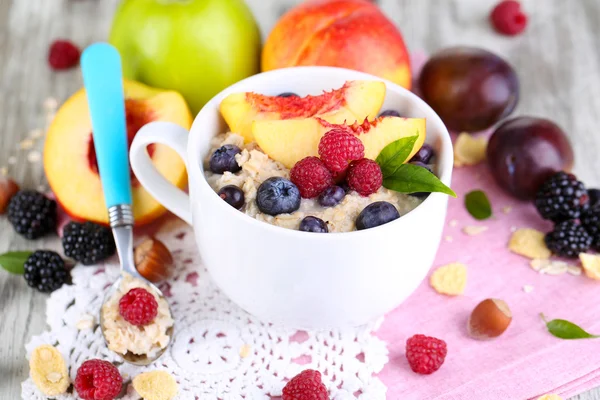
[134,237,174,283]
[0,178,19,214]
[468,298,512,340]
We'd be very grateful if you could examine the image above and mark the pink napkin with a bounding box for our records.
[376,52,600,398]
[377,163,600,399]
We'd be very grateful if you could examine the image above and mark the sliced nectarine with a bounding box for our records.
[219,80,385,142]
[44,80,192,226]
[253,116,426,168]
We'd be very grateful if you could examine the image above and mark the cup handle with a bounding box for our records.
[130,121,193,225]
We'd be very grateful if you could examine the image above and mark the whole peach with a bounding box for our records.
[262,0,411,89]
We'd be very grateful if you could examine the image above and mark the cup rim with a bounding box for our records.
[186,66,453,238]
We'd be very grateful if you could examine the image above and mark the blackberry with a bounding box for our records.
[23,250,68,292]
[582,207,600,250]
[534,172,589,223]
[544,220,592,258]
[7,190,57,239]
[62,221,116,265]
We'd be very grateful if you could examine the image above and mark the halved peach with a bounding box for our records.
[219,80,386,142]
[253,116,426,168]
[44,80,193,226]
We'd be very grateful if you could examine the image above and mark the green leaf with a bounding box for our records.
[376,135,419,177]
[382,163,456,197]
[464,190,492,220]
[544,318,600,340]
[0,251,32,275]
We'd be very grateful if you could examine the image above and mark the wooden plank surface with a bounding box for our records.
[0,0,599,399]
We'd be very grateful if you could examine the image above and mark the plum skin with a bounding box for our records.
[487,116,574,200]
[418,46,519,132]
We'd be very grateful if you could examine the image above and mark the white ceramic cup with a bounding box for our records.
[130,66,453,330]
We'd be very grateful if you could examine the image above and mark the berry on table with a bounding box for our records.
[318,185,346,207]
[405,334,447,375]
[74,359,122,400]
[282,369,328,400]
[299,216,329,233]
[318,128,365,173]
[347,158,383,196]
[490,0,528,36]
[582,208,600,250]
[218,185,245,210]
[356,201,400,230]
[62,221,116,265]
[290,156,334,199]
[256,177,301,216]
[209,144,242,174]
[379,109,401,118]
[535,172,589,223]
[545,220,592,258]
[23,251,68,293]
[118,287,159,326]
[410,143,435,165]
[7,190,57,239]
[48,40,81,70]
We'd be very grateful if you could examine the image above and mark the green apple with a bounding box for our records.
[109,0,261,114]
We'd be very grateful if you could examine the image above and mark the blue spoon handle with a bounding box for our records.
[81,43,132,209]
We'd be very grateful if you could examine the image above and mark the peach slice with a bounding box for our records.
[253,116,426,168]
[44,80,193,226]
[219,80,385,142]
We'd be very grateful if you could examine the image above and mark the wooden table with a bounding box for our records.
[1,0,599,398]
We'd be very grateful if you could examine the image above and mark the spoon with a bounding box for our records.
[81,43,173,365]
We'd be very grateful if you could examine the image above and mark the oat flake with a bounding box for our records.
[20,139,34,150]
[523,285,534,293]
[502,206,513,214]
[445,236,453,242]
[27,151,41,163]
[449,219,458,227]
[8,156,17,165]
[462,225,488,236]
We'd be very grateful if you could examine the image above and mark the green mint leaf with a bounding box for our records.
[464,190,492,220]
[376,135,419,177]
[0,251,32,275]
[544,317,600,340]
[382,163,456,197]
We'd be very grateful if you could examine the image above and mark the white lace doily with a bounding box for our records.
[21,219,388,399]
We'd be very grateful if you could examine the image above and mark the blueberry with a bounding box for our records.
[410,143,435,164]
[209,144,242,174]
[218,185,245,210]
[356,201,400,230]
[256,177,301,216]
[299,216,328,233]
[277,92,299,98]
[379,109,401,118]
[409,161,434,199]
[589,188,600,209]
[318,186,346,207]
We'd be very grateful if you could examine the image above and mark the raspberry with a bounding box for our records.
[347,159,383,196]
[490,1,528,36]
[535,172,589,223]
[48,40,81,70]
[74,359,122,400]
[405,334,447,375]
[118,288,158,326]
[282,369,328,400]
[290,157,334,198]
[318,129,364,173]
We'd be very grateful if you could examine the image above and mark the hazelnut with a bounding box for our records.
[0,178,19,214]
[134,237,174,283]
[468,298,512,340]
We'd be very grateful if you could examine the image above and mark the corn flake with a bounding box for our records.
[430,263,467,296]
[29,345,70,396]
[579,253,600,280]
[133,370,178,400]
[454,132,488,167]
[509,229,551,259]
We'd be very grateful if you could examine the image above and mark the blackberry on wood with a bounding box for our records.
[23,250,68,293]
[62,221,116,265]
[7,190,57,239]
